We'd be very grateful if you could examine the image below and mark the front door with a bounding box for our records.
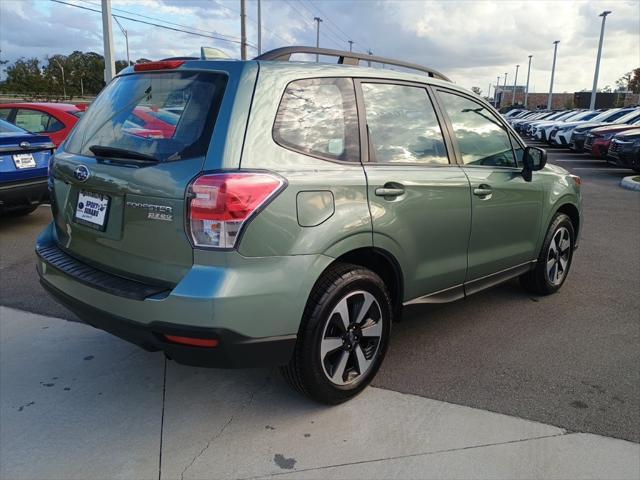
[434,89,544,283]
[357,81,471,302]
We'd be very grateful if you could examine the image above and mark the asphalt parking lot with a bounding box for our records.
[0,143,638,450]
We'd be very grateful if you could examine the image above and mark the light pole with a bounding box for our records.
[101,0,116,83]
[496,75,501,107]
[503,73,508,107]
[367,49,373,67]
[257,0,262,55]
[240,0,247,60]
[524,55,533,109]
[589,11,612,109]
[547,40,560,110]
[53,59,66,99]
[512,64,520,105]
[314,17,322,62]
[348,40,354,52]
[113,16,130,66]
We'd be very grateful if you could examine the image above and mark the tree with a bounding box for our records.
[1,58,46,97]
[471,86,482,96]
[0,51,135,99]
[628,68,640,94]
[616,71,632,91]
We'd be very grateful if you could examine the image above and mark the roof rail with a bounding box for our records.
[254,46,451,82]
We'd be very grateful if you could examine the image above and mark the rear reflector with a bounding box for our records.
[164,335,219,348]
[134,60,185,72]
[187,172,284,249]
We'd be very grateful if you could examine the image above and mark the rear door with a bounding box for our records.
[357,80,471,302]
[50,68,230,285]
[434,88,544,286]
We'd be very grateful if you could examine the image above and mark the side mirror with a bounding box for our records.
[522,146,547,182]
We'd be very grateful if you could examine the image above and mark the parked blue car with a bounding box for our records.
[0,119,55,215]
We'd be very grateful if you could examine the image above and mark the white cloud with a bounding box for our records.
[1,0,638,94]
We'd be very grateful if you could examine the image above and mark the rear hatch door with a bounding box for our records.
[50,67,229,285]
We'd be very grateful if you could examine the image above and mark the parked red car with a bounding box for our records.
[0,103,85,147]
[585,114,640,158]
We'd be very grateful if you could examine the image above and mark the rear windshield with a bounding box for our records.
[65,71,227,162]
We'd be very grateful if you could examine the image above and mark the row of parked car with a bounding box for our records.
[504,106,640,172]
[0,102,180,215]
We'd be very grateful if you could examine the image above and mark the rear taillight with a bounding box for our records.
[187,172,284,249]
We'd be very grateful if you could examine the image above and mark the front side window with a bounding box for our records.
[438,91,516,167]
[15,109,61,133]
[361,83,448,164]
[0,108,12,121]
[273,77,360,162]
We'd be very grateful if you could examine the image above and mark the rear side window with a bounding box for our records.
[361,83,448,164]
[273,77,360,162]
[15,109,62,133]
[65,71,227,162]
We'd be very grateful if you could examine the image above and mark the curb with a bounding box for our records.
[620,176,640,191]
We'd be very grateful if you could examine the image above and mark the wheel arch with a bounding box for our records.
[324,247,404,320]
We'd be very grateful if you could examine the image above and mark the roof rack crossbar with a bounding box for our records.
[255,46,451,82]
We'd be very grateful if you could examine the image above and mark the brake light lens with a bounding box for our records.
[188,172,284,249]
[134,60,185,72]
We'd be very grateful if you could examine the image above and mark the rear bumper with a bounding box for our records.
[36,223,333,368]
[0,177,48,208]
[39,279,296,368]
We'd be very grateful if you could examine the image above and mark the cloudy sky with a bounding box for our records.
[1,0,638,96]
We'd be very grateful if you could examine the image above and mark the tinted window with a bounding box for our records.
[362,83,448,164]
[65,71,227,162]
[15,109,61,133]
[438,91,516,167]
[0,108,11,121]
[273,77,359,162]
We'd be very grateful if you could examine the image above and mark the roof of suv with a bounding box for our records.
[136,46,459,93]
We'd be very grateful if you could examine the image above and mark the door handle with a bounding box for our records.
[473,185,493,197]
[375,184,405,197]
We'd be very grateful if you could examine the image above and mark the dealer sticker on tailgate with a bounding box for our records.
[75,191,110,229]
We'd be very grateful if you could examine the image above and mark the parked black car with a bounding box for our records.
[607,128,640,172]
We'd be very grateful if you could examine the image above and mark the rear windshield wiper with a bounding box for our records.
[88,145,159,163]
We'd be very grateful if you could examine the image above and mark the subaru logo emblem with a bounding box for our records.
[19,141,30,149]
[74,165,90,182]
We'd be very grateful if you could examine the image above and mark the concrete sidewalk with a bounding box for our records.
[1,306,638,480]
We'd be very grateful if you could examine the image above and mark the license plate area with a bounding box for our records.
[13,153,36,169]
[75,190,110,231]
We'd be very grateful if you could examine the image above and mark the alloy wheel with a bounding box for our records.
[546,226,571,285]
[320,290,383,386]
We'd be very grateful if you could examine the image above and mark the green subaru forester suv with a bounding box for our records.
[37,47,581,404]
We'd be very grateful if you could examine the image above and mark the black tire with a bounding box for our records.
[520,213,575,295]
[281,262,392,404]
